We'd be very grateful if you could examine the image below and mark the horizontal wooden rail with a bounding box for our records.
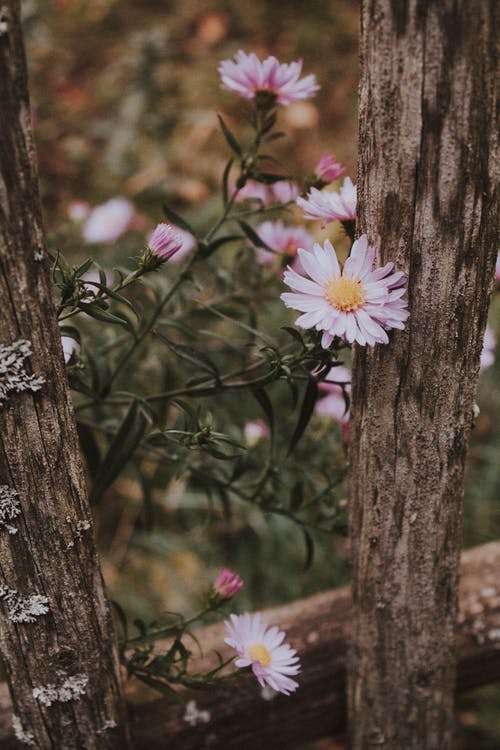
[0,542,499,749]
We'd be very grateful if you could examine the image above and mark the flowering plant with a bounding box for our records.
[49,48,410,700]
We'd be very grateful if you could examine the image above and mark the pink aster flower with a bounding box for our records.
[243,419,270,446]
[224,613,300,695]
[315,365,351,438]
[270,181,300,203]
[214,569,244,599]
[218,50,319,106]
[495,253,500,282]
[148,223,184,261]
[148,226,196,263]
[83,197,135,244]
[281,235,409,348]
[67,200,90,222]
[296,177,357,227]
[253,221,314,268]
[233,180,270,204]
[314,154,346,184]
[480,326,496,371]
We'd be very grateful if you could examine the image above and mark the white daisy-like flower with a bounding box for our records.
[281,235,409,348]
[224,612,300,695]
[296,176,356,226]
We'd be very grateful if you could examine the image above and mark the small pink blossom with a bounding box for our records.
[314,154,346,184]
[224,613,300,695]
[480,326,496,371]
[67,201,90,222]
[214,569,244,599]
[495,254,500,282]
[243,420,270,447]
[218,50,319,106]
[296,177,356,227]
[148,226,196,263]
[233,180,269,203]
[83,197,135,244]
[315,365,351,438]
[281,235,409,348]
[253,221,314,268]
[270,181,300,203]
[147,223,184,261]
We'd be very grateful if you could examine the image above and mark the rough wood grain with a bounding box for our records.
[350,1,498,748]
[1,542,495,750]
[0,3,130,747]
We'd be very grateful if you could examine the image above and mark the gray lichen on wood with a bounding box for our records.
[0,484,21,533]
[0,585,50,623]
[12,715,35,747]
[0,339,45,404]
[32,674,88,707]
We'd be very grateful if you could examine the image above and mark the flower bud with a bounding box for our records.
[213,569,243,599]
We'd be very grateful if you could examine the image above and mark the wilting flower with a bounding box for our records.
[224,613,300,695]
[218,50,319,106]
[83,197,135,243]
[243,420,270,446]
[67,200,90,222]
[147,223,184,261]
[214,569,244,599]
[281,235,409,348]
[480,326,496,371]
[296,177,356,227]
[253,221,314,268]
[314,154,346,184]
[315,365,351,437]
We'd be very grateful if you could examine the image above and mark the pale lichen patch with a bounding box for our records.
[32,674,88,707]
[0,585,50,623]
[12,715,35,747]
[183,700,211,726]
[0,485,21,534]
[0,340,45,405]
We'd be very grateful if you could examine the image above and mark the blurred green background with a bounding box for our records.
[22,0,499,746]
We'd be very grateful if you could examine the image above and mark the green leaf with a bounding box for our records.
[254,172,291,185]
[89,400,153,504]
[217,113,242,156]
[290,480,304,512]
[162,204,195,234]
[302,528,315,570]
[237,220,273,251]
[288,377,318,455]
[265,131,286,142]
[76,421,101,475]
[78,302,134,330]
[252,387,274,435]
[158,336,220,378]
[222,157,234,204]
[281,326,305,350]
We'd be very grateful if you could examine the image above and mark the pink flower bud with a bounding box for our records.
[314,154,346,183]
[243,420,270,447]
[214,569,244,599]
[148,223,184,261]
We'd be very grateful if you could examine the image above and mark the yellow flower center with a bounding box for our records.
[248,643,272,668]
[324,276,365,312]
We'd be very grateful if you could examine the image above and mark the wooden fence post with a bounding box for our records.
[0,3,131,747]
[349,1,498,747]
